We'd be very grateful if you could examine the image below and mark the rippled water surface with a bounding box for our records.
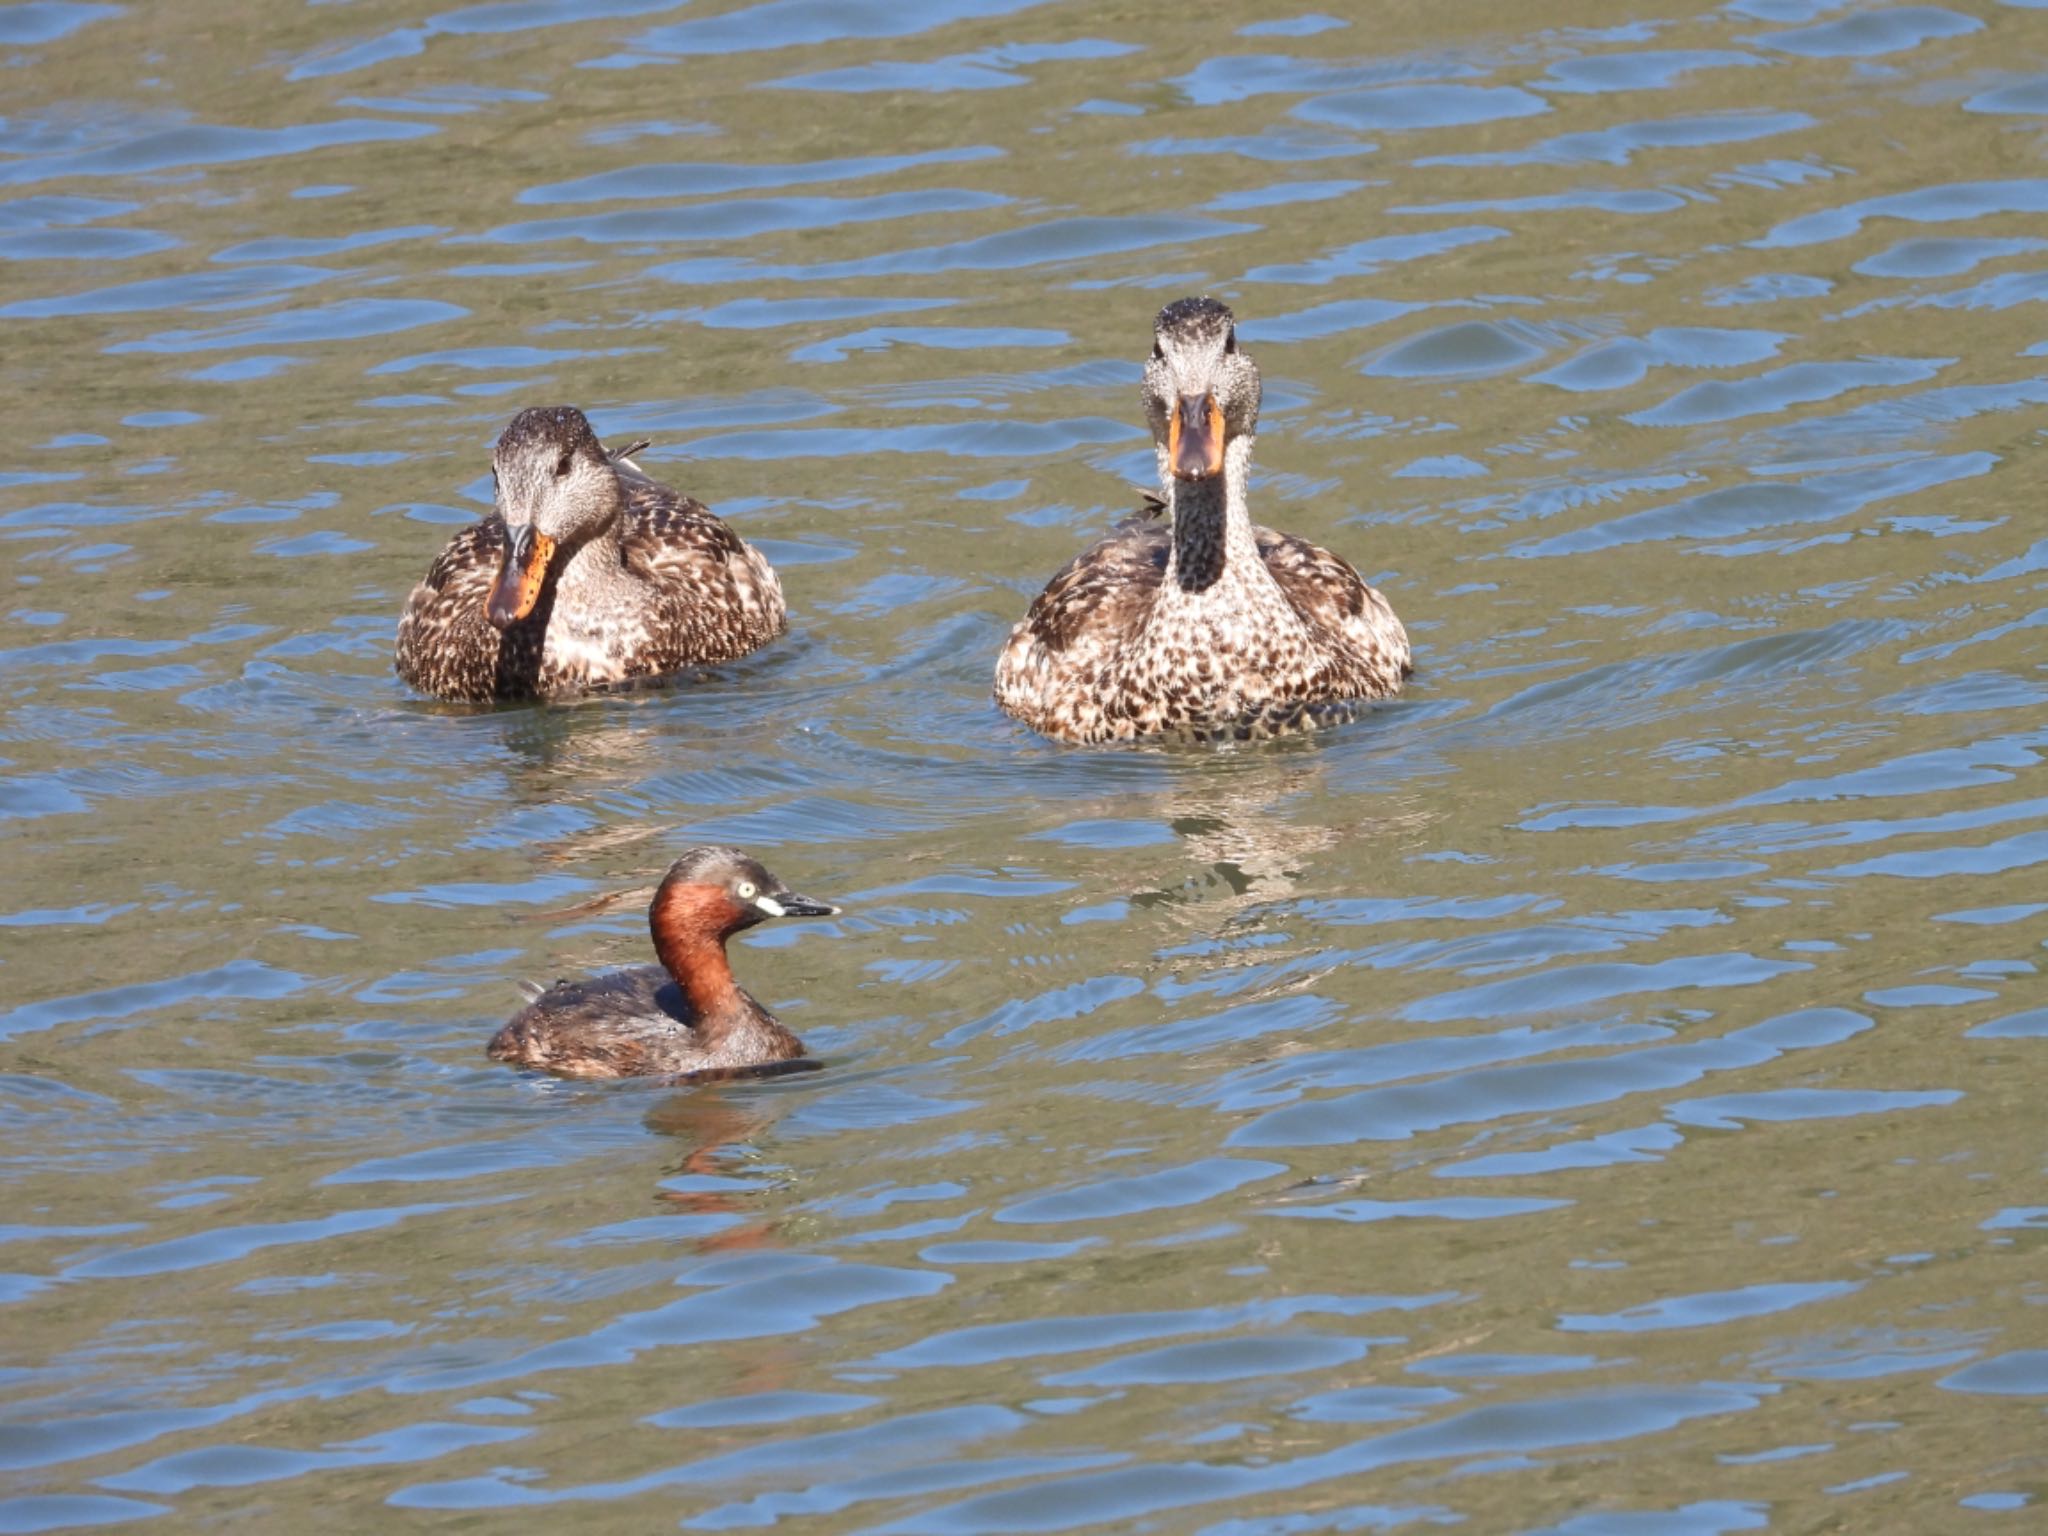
[5,0,2048,1529]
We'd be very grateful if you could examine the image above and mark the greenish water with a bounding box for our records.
[3,0,2046,1530]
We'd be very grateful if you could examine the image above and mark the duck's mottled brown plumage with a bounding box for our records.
[488,846,838,1081]
[995,299,1409,744]
[395,407,785,702]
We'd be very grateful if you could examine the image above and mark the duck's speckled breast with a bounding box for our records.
[994,511,1410,744]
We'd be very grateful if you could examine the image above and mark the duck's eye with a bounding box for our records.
[735,880,757,900]
[1150,341,1165,363]
[554,450,574,478]
[1223,328,1237,355]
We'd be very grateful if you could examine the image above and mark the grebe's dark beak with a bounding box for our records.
[486,523,555,630]
[758,889,838,919]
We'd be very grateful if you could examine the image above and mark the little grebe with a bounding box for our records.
[488,846,838,1079]
[994,297,1410,743]
[396,405,786,702]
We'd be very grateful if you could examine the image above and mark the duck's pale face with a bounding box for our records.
[1142,299,1262,483]
[494,441,612,543]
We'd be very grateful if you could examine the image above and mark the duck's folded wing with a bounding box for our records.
[619,487,757,582]
[1257,528,1412,677]
[412,518,505,604]
[395,518,509,695]
[1016,514,1170,656]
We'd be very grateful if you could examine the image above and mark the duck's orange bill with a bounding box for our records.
[1169,393,1226,480]
[486,528,556,630]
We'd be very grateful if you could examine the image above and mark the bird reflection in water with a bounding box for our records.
[644,1077,817,1255]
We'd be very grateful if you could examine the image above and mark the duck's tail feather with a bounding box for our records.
[608,439,654,473]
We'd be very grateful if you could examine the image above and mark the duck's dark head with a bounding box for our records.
[651,845,841,950]
[485,405,620,630]
[1141,296,1261,486]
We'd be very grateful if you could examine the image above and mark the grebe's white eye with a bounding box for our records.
[735,880,757,900]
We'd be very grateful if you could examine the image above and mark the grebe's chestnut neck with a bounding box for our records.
[648,846,839,1027]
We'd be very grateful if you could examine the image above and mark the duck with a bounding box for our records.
[488,846,839,1080]
[394,405,785,702]
[994,297,1410,743]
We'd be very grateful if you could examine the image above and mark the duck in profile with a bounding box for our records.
[395,405,785,702]
[489,846,839,1080]
[994,297,1409,743]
